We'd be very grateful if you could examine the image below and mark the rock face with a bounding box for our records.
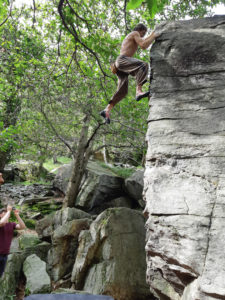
[36,207,92,240]
[124,169,144,201]
[53,161,127,213]
[144,16,225,300]
[0,239,51,300]
[23,254,51,294]
[48,218,91,281]
[71,208,155,300]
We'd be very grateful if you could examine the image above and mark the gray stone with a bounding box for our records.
[104,196,133,209]
[36,207,92,240]
[12,160,49,182]
[53,161,124,213]
[71,208,155,300]
[0,239,51,300]
[76,163,124,213]
[53,160,117,195]
[144,16,225,300]
[23,254,51,294]
[36,212,55,240]
[23,241,51,262]
[0,182,53,206]
[19,233,41,250]
[53,163,74,195]
[48,218,91,281]
[124,169,144,202]
[0,252,24,300]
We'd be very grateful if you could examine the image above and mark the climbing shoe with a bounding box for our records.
[100,110,110,124]
[135,91,150,102]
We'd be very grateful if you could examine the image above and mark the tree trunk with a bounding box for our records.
[53,154,59,164]
[103,136,108,164]
[0,151,8,172]
[63,115,91,208]
[0,96,21,172]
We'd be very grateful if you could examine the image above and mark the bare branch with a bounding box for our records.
[40,107,74,154]
[92,143,132,153]
[112,118,146,135]
[85,121,105,150]
[32,0,36,26]
[66,0,91,31]
[57,28,62,57]
[0,0,13,27]
[124,0,129,34]
[58,0,112,78]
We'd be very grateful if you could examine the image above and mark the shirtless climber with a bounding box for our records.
[100,23,160,124]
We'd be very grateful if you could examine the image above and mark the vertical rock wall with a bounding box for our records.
[144,16,225,300]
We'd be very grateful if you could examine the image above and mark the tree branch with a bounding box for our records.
[66,0,91,31]
[40,107,74,154]
[112,118,146,134]
[57,28,62,56]
[0,0,13,27]
[92,143,132,153]
[32,0,36,27]
[85,121,104,150]
[58,0,111,78]
[124,0,129,34]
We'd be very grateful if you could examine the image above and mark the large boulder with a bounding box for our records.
[0,252,24,300]
[71,208,155,300]
[19,233,42,250]
[124,169,144,202]
[11,160,49,182]
[53,161,125,213]
[2,165,15,181]
[144,16,225,300]
[0,238,51,300]
[48,218,91,281]
[53,163,74,195]
[36,207,92,240]
[23,254,51,294]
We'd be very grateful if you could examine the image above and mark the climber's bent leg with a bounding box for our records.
[100,70,128,124]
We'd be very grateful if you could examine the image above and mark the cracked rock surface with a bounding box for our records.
[144,16,225,300]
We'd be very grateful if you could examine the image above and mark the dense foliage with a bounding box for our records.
[0,0,224,170]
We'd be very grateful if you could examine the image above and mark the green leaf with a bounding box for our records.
[127,0,143,10]
[146,0,159,18]
[146,0,169,18]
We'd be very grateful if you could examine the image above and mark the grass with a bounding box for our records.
[14,180,52,186]
[43,156,72,173]
[99,162,136,178]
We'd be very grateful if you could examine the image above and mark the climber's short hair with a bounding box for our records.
[133,23,147,32]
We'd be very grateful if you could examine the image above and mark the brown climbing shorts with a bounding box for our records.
[109,55,149,106]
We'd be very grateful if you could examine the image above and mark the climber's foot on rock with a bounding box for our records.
[100,110,110,124]
[135,91,150,102]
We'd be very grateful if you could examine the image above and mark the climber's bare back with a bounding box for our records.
[120,32,141,57]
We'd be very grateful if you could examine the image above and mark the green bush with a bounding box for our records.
[24,219,36,229]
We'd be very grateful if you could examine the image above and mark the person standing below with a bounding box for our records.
[0,172,4,185]
[100,23,160,124]
[0,173,26,278]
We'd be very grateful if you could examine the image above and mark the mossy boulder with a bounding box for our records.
[19,234,41,250]
[23,254,51,294]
